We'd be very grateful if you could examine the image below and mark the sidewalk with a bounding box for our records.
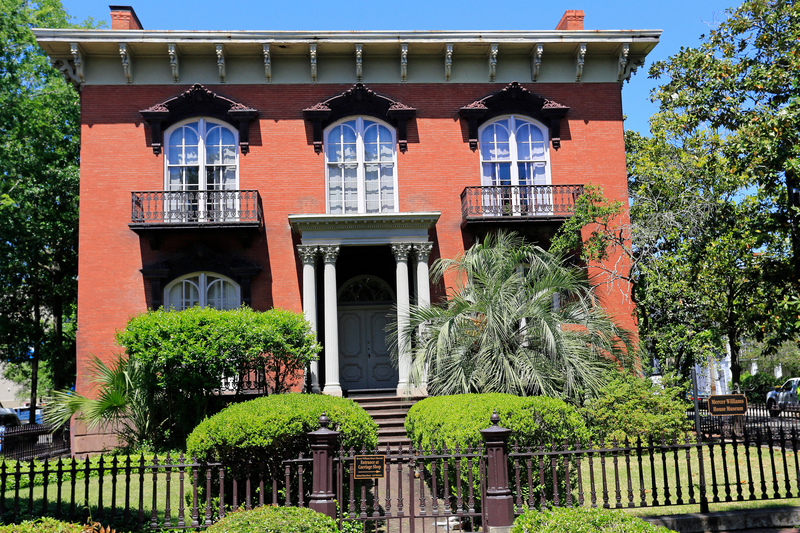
[644,507,800,533]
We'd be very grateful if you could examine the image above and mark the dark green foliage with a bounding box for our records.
[740,372,781,404]
[186,393,377,466]
[113,307,320,447]
[582,373,692,443]
[0,517,84,532]
[405,393,590,451]
[206,506,338,533]
[405,393,589,508]
[511,508,676,533]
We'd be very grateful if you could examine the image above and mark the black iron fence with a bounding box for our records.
[130,190,262,226]
[0,425,69,461]
[692,402,800,439]
[460,184,583,220]
[2,416,800,530]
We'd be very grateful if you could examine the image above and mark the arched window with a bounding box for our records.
[479,115,551,215]
[325,117,397,215]
[164,272,240,311]
[165,118,238,221]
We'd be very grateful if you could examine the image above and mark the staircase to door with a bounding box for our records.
[349,392,422,447]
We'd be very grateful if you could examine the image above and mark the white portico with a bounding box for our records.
[290,212,439,397]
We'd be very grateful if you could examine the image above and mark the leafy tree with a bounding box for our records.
[395,231,634,401]
[650,0,800,342]
[0,0,97,422]
[115,307,320,446]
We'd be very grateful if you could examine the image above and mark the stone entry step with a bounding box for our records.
[348,392,423,447]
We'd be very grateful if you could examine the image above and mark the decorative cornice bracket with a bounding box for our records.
[167,43,179,83]
[617,43,629,83]
[69,42,84,86]
[445,43,453,82]
[575,43,586,82]
[262,43,271,82]
[215,44,226,83]
[119,43,132,83]
[139,83,258,154]
[303,83,417,154]
[400,43,408,82]
[310,43,318,82]
[489,43,498,82]
[531,43,543,82]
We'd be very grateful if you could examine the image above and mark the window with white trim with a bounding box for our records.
[165,119,238,221]
[325,117,397,214]
[479,115,551,215]
[164,272,240,311]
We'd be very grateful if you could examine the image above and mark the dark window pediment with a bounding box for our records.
[459,81,569,150]
[140,84,258,154]
[303,83,416,153]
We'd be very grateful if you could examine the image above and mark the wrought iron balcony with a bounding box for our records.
[130,190,262,229]
[461,184,583,223]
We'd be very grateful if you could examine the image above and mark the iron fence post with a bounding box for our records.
[692,367,710,513]
[308,413,339,519]
[480,410,514,531]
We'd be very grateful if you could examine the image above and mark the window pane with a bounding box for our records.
[516,123,546,160]
[343,164,358,213]
[207,277,238,310]
[480,122,510,161]
[169,278,199,310]
[365,164,379,213]
[483,162,512,186]
[380,164,394,212]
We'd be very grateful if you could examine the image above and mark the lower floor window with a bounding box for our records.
[164,272,240,310]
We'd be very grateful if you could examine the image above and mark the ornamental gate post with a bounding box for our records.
[308,413,339,519]
[480,410,514,531]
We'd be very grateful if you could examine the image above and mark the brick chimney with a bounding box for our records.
[555,10,585,30]
[110,5,143,30]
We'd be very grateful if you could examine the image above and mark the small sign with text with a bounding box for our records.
[708,394,748,416]
[354,455,385,480]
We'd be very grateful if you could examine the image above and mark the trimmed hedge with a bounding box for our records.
[186,393,378,465]
[0,518,84,533]
[206,506,338,533]
[405,393,591,450]
[405,393,590,509]
[512,507,676,533]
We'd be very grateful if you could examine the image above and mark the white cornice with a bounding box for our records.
[289,212,441,246]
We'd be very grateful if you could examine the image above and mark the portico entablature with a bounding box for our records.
[288,212,440,247]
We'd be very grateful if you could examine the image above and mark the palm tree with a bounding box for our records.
[396,231,634,401]
[45,355,158,448]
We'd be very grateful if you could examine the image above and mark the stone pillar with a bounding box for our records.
[414,242,433,393]
[392,243,413,396]
[414,242,433,309]
[308,413,339,519]
[480,411,514,531]
[298,245,320,393]
[321,245,342,396]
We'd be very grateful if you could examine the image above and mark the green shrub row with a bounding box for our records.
[187,393,378,466]
[512,507,676,533]
[207,506,338,533]
[0,517,85,533]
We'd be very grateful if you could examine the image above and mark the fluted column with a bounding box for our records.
[414,242,433,309]
[321,245,342,396]
[298,245,320,393]
[392,243,413,396]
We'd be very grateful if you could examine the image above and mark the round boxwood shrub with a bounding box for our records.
[0,518,84,533]
[511,507,676,533]
[187,393,378,465]
[206,506,338,533]
[405,393,590,509]
[405,393,591,451]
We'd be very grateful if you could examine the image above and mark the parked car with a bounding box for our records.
[13,407,42,425]
[0,409,21,429]
[766,377,799,417]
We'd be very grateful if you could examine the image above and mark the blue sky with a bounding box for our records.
[61,0,735,134]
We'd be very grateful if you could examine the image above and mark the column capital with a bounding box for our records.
[414,242,434,262]
[297,245,319,265]
[319,245,340,264]
[391,243,413,262]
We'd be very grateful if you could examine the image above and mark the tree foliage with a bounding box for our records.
[396,231,634,401]
[0,0,96,418]
[115,307,320,446]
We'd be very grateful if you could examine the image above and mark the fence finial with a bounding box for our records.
[490,409,500,426]
[319,412,330,428]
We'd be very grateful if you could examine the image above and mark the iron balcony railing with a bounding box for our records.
[131,190,262,227]
[461,184,584,221]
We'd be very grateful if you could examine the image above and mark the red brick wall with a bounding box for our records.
[75,82,632,451]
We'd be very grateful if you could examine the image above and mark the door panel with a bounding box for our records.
[338,307,397,391]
